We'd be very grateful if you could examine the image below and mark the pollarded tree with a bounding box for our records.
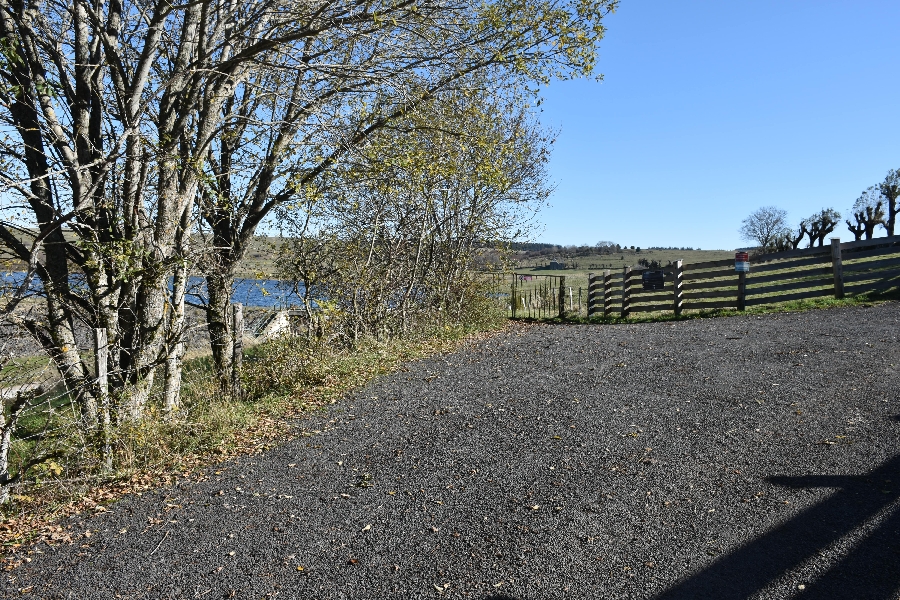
[846,217,865,242]
[772,227,805,252]
[878,169,900,236]
[802,209,841,247]
[846,187,885,241]
[739,206,788,250]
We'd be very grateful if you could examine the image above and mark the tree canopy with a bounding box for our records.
[0,0,618,491]
[739,206,788,250]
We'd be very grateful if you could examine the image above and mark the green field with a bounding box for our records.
[514,247,734,273]
[238,236,286,278]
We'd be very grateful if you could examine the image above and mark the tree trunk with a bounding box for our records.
[206,271,234,392]
[163,260,188,413]
[25,294,96,428]
[119,271,168,421]
[888,201,897,237]
[164,206,190,413]
[0,393,30,504]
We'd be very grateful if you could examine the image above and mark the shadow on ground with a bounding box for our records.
[652,452,900,600]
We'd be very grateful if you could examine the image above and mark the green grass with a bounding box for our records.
[0,356,56,386]
[514,248,734,274]
[240,240,739,281]
[509,288,900,326]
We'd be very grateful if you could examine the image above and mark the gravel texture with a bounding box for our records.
[4,303,900,599]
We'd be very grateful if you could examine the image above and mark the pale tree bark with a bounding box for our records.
[164,206,192,413]
[879,170,899,236]
[0,392,30,504]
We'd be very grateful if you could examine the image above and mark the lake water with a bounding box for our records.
[1,272,303,309]
[186,276,303,308]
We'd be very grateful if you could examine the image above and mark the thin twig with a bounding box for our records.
[149,530,169,556]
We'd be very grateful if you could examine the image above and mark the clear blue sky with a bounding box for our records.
[535,1,900,250]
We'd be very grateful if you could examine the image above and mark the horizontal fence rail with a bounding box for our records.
[575,236,899,320]
[492,235,899,320]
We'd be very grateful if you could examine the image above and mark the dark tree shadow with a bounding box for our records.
[651,453,900,600]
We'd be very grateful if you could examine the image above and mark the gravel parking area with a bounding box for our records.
[4,303,900,599]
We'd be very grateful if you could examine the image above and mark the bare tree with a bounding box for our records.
[846,187,885,241]
[801,209,841,247]
[739,206,788,250]
[878,169,900,236]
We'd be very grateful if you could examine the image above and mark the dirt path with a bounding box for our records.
[4,303,900,599]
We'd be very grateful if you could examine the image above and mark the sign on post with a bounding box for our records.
[735,252,749,310]
[641,270,665,290]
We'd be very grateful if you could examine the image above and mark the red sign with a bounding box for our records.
[735,252,749,262]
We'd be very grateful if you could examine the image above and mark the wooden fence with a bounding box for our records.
[586,235,900,318]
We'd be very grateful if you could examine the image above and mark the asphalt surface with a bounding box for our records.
[4,303,900,599]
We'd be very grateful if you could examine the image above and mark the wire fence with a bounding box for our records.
[483,272,598,318]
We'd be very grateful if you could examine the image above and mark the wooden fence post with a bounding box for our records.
[622,266,632,318]
[674,260,683,316]
[511,278,517,318]
[831,237,844,299]
[737,272,746,311]
[587,272,596,317]
[558,276,566,318]
[603,269,613,317]
[232,303,243,400]
[94,328,111,471]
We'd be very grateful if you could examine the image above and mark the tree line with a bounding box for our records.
[740,169,900,252]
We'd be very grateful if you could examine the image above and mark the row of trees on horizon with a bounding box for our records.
[740,168,900,252]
